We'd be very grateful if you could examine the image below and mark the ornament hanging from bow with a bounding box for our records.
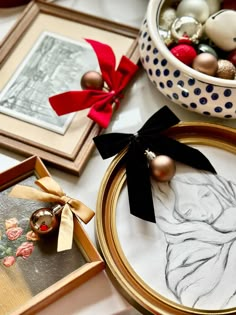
[49,39,139,129]
[9,176,94,252]
[93,106,216,223]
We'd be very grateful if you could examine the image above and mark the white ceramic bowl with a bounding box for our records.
[139,0,236,119]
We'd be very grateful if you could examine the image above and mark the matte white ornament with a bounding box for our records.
[205,10,236,51]
[176,0,210,23]
[205,0,221,15]
[159,7,177,30]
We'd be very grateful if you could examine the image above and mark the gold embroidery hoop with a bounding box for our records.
[96,121,236,315]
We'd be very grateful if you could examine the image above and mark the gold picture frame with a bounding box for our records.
[0,155,104,315]
[96,122,236,315]
[0,0,139,175]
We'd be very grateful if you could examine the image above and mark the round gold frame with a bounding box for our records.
[96,122,236,315]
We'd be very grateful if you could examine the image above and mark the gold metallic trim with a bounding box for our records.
[96,122,236,315]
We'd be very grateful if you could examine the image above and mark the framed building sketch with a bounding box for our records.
[0,155,104,315]
[0,0,139,175]
[96,122,236,315]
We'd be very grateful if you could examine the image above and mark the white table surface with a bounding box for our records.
[1,1,236,314]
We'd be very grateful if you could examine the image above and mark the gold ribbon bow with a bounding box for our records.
[9,176,94,252]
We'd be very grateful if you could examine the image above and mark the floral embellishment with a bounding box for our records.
[16,242,34,259]
[0,217,39,267]
[6,227,23,241]
[5,218,18,230]
[26,230,40,241]
[3,256,15,267]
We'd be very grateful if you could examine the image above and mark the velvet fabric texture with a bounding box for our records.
[93,106,216,223]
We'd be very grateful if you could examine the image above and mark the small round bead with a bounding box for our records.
[80,71,104,90]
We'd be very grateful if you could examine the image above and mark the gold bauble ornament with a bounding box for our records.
[145,150,176,182]
[192,53,218,76]
[216,59,236,80]
[30,205,62,236]
[80,71,104,90]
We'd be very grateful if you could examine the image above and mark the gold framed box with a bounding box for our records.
[96,122,236,315]
[0,0,139,175]
[0,155,104,315]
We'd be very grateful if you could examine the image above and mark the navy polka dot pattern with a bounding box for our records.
[138,17,236,119]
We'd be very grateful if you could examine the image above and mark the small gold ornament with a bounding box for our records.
[192,53,218,76]
[80,71,104,90]
[145,150,176,182]
[216,59,236,80]
[30,204,62,236]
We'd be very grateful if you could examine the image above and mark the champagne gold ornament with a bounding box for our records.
[80,71,104,90]
[192,53,218,76]
[30,204,63,236]
[216,59,236,80]
[145,150,176,182]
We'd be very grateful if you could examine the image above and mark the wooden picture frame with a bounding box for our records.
[96,122,236,315]
[0,155,104,315]
[0,0,139,175]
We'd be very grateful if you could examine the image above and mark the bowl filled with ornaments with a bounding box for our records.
[139,0,236,118]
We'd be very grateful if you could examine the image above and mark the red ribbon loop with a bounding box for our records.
[49,40,138,129]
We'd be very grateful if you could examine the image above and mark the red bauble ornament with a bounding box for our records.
[228,49,236,66]
[170,44,197,66]
[222,0,236,10]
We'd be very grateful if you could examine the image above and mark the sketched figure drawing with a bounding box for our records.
[152,171,236,310]
[0,32,97,134]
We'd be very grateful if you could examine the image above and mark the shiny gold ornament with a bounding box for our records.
[30,204,62,236]
[80,71,104,90]
[216,59,236,80]
[192,53,218,76]
[145,150,176,182]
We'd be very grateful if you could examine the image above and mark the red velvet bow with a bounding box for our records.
[49,39,139,128]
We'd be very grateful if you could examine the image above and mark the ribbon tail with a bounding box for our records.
[57,204,74,252]
[126,141,156,223]
[49,90,105,115]
[93,132,132,159]
[9,185,62,204]
[148,135,216,174]
[70,200,94,224]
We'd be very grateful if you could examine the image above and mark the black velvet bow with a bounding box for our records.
[93,106,216,223]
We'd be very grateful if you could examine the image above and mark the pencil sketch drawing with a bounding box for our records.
[0,32,97,134]
[152,172,236,310]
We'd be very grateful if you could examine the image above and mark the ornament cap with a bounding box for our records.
[145,149,156,161]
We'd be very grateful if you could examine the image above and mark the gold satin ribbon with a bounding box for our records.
[9,176,94,252]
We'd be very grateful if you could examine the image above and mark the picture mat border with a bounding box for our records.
[0,30,93,134]
[0,155,104,315]
[0,0,139,175]
[96,122,236,315]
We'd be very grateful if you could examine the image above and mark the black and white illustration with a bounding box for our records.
[0,32,98,134]
[116,146,236,311]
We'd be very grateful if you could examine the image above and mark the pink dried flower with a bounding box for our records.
[16,242,34,259]
[5,218,18,230]
[26,231,39,241]
[6,227,23,240]
[3,256,15,267]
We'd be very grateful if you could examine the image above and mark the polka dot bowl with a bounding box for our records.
[138,0,236,119]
